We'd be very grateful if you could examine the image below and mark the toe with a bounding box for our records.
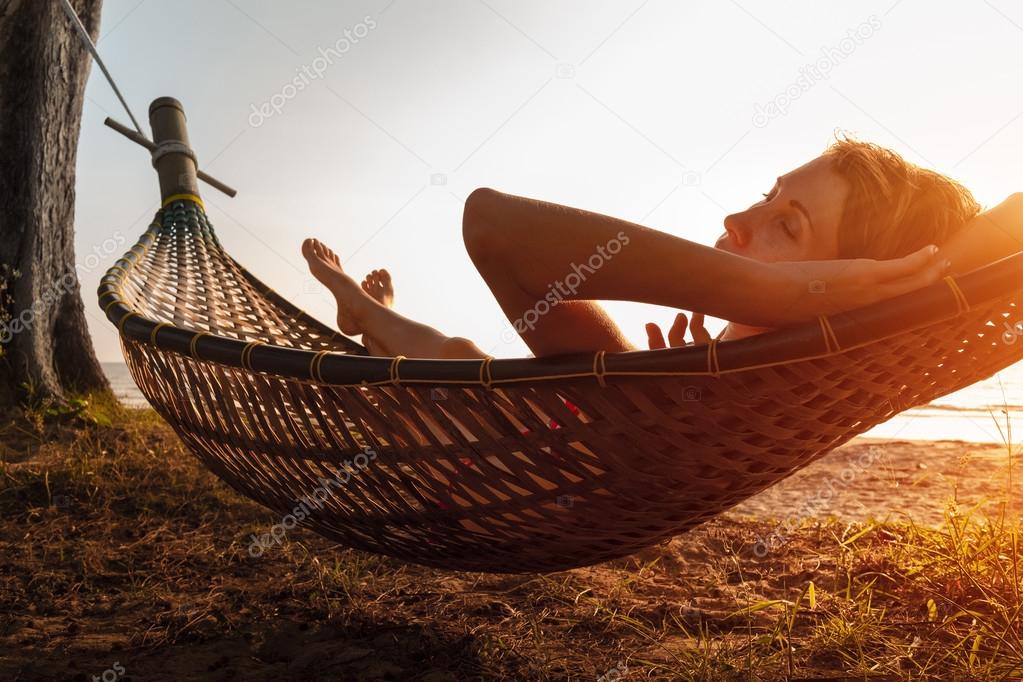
[301,238,316,258]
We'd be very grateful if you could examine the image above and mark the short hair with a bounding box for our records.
[822,135,980,260]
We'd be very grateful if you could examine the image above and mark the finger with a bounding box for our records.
[646,323,667,350]
[667,313,688,347]
[692,328,712,344]
[876,255,952,301]
[690,312,712,344]
[871,244,941,283]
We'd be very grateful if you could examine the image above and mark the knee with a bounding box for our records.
[462,187,505,259]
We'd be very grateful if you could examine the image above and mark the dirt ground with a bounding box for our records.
[1,408,1019,680]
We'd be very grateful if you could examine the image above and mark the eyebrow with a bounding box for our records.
[775,176,815,236]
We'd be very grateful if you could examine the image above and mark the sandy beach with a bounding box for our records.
[732,436,1022,528]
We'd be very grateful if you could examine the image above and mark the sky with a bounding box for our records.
[74,0,1023,362]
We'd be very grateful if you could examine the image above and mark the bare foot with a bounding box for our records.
[301,238,373,336]
[361,269,394,308]
[362,335,391,356]
[358,269,394,354]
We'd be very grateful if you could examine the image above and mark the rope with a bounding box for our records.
[706,338,720,376]
[592,350,607,387]
[389,355,406,385]
[57,0,144,135]
[190,332,210,359]
[162,193,206,210]
[116,311,137,336]
[240,341,264,371]
[151,141,198,169]
[944,275,970,314]
[479,356,494,390]
[818,315,842,353]
[310,350,330,383]
[149,322,171,346]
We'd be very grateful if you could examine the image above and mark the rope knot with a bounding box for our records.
[151,140,198,169]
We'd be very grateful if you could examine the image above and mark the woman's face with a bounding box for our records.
[715,156,847,263]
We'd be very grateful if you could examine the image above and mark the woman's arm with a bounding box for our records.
[939,193,1023,275]
[463,188,948,357]
[758,244,948,325]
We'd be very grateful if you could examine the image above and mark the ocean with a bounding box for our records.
[101,361,1023,445]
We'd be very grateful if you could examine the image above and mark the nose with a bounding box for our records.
[723,212,750,248]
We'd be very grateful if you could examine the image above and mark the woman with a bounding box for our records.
[302,137,1016,358]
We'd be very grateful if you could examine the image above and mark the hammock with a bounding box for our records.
[98,98,1023,573]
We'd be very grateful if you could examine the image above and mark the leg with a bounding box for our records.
[302,240,487,359]
[462,188,689,356]
[358,269,395,356]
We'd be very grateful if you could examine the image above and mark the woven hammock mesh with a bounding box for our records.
[102,200,1023,573]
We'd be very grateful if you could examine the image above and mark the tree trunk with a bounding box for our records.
[0,0,109,407]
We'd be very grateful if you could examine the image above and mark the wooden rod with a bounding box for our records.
[104,113,238,198]
[149,97,200,202]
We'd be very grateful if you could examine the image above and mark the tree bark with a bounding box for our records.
[0,0,109,407]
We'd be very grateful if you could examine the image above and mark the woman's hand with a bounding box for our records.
[646,312,712,349]
[764,244,950,325]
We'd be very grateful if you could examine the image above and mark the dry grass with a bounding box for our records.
[1,391,1022,680]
